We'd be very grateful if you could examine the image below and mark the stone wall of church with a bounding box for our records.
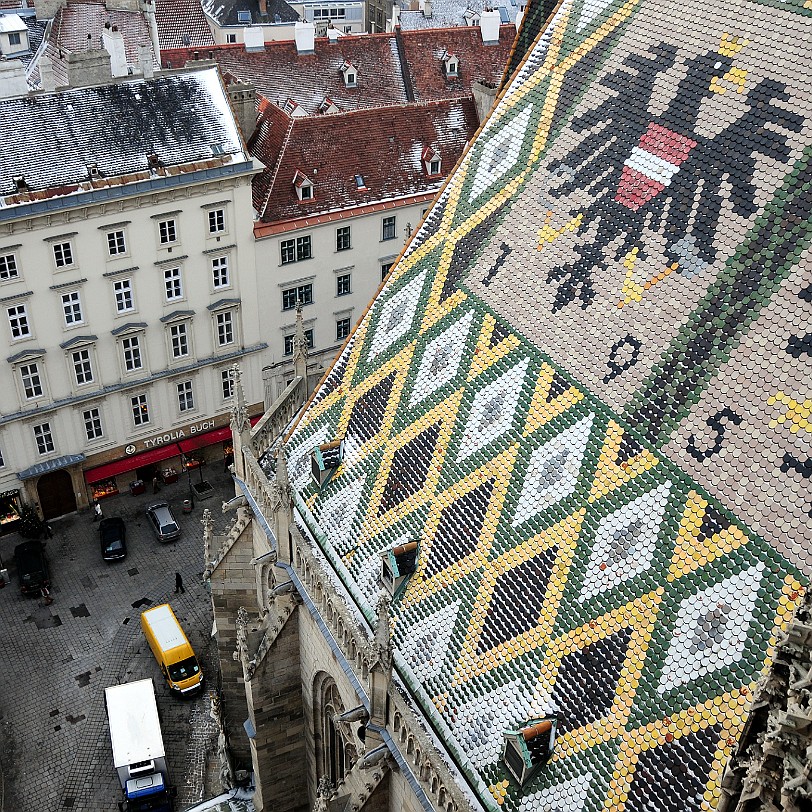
[209,530,257,768]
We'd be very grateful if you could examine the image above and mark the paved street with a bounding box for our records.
[0,470,238,812]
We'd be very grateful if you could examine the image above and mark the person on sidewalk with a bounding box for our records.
[174,572,184,594]
[152,475,160,494]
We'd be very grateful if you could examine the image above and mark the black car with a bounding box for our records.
[99,516,127,561]
[14,540,50,595]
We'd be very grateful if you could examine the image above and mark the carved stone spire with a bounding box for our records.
[293,300,308,381]
[234,606,253,680]
[202,508,214,579]
[229,363,250,435]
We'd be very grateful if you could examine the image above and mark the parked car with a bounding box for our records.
[14,540,50,595]
[99,517,127,561]
[145,502,180,543]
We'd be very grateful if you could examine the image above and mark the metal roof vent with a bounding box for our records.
[502,718,557,786]
[311,439,344,487]
[380,540,418,596]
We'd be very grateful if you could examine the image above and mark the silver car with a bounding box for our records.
[145,501,180,543]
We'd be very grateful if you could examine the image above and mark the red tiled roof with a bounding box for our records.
[155,0,214,49]
[400,24,514,101]
[251,97,478,224]
[41,3,157,86]
[162,37,407,115]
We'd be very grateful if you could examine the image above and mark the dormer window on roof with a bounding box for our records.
[354,174,367,190]
[237,9,252,22]
[311,439,344,487]
[443,52,459,76]
[381,540,418,596]
[282,98,306,117]
[319,96,340,114]
[502,718,557,786]
[421,146,442,176]
[293,170,314,201]
[340,60,357,87]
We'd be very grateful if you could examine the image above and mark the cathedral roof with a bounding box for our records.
[284,0,812,808]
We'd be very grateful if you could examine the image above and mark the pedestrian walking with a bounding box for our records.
[92,501,103,522]
[152,475,160,494]
[175,572,184,594]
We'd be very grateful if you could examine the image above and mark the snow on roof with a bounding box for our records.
[250,97,478,224]
[0,68,246,204]
[0,13,27,32]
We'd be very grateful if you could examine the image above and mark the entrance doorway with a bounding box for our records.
[37,470,77,519]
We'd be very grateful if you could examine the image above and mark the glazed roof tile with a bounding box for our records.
[155,0,215,48]
[285,0,812,809]
[251,97,479,223]
[0,69,245,201]
[399,25,513,101]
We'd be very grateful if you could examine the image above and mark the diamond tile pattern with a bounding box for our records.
[286,0,811,808]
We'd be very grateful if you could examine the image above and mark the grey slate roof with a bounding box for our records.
[0,69,244,198]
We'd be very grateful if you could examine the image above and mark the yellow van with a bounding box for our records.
[140,603,203,696]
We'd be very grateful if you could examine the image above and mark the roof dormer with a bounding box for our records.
[282,98,307,117]
[502,717,557,786]
[340,60,357,87]
[421,146,442,176]
[293,169,314,201]
[319,96,340,114]
[442,51,459,77]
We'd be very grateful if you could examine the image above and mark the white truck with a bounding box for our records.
[104,678,175,812]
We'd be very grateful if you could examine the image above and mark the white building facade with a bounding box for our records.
[0,64,266,523]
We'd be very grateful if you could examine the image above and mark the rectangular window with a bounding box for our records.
[8,31,21,46]
[131,393,149,426]
[282,283,313,310]
[336,226,351,252]
[20,363,43,399]
[177,380,195,413]
[122,335,142,371]
[336,317,351,341]
[53,241,74,267]
[381,261,393,280]
[33,422,54,455]
[62,290,83,326]
[158,219,177,245]
[170,323,189,358]
[107,230,127,256]
[221,368,234,400]
[208,209,225,234]
[0,253,19,280]
[336,274,351,296]
[72,348,93,385]
[211,256,230,289]
[113,278,134,313]
[280,235,312,264]
[216,311,234,346]
[83,407,103,441]
[7,304,30,339]
[164,267,183,301]
[382,216,396,241]
[284,328,314,356]
[0,448,5,468]
[226,32,237,43]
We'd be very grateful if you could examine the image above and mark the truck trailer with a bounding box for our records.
[104,678,175,812]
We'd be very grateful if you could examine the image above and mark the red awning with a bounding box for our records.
[84,444,182,484]
[178,425,232,454]
[177,414,263,454]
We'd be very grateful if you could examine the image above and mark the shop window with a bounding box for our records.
[0,489,22,533]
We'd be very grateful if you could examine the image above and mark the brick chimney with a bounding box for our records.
[258,0,267,14]
[0,61,28,99]
[479,9,500,44]
[66,48,112,87]
[294,20,315,54]
[227,80,258,141]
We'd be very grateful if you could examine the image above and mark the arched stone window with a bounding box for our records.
[314,673,352,787]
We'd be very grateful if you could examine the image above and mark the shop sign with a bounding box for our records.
[142,419,217,449]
